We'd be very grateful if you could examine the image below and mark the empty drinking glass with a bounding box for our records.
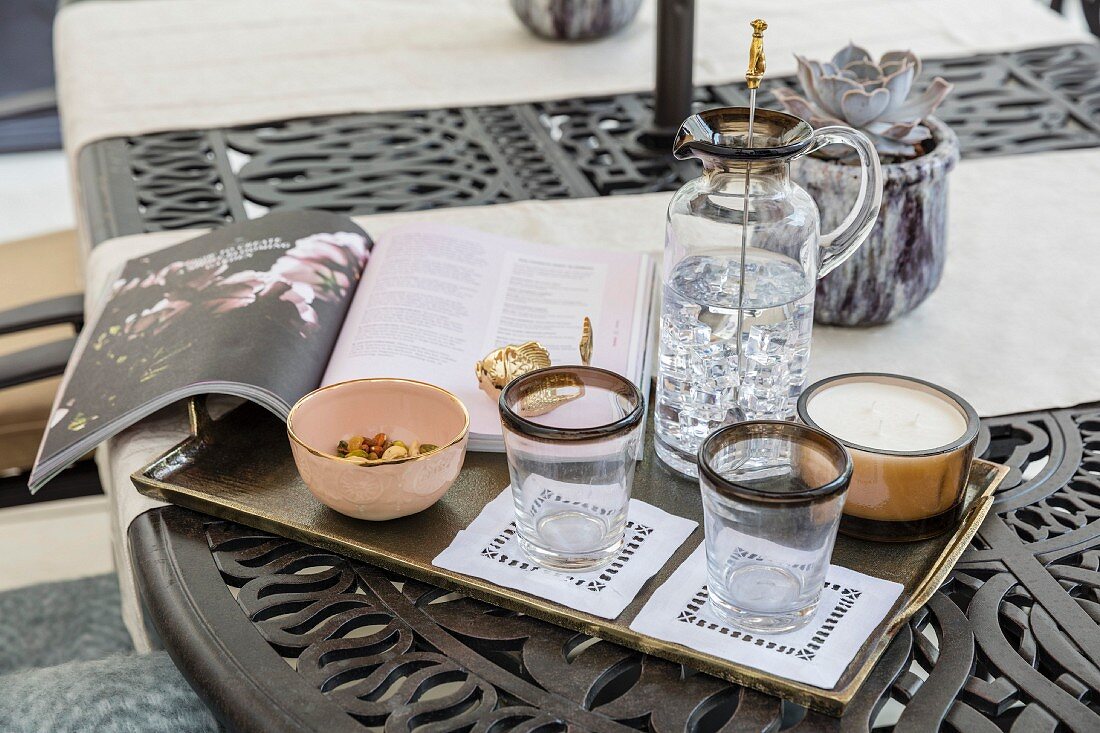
[499,366,644,571]
[699,421,852,632]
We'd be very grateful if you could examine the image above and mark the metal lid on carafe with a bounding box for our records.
[673,107,815,162]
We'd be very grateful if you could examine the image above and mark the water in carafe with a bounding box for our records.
[656,248,814,471]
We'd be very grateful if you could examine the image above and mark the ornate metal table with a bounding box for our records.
[75,44,1100,731]
[127,406,1100,732]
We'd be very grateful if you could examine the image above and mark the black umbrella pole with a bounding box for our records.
[646,0,696,147]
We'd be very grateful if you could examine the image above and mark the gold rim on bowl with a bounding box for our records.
[287,378,470,467]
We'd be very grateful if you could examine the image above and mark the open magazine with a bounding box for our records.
[30,210,655,491]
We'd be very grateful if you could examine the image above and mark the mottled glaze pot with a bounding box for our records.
[288,379,469,521]
[793,117,960,326]
[510,0,643,41]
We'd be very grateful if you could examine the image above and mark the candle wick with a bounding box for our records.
[875,418,884,435]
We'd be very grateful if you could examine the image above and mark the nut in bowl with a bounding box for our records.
[287,379,469,520]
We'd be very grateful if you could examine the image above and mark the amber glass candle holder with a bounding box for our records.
[796,373,980,542]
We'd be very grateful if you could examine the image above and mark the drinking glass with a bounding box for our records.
[499,366,645,571]
[698,421,852,632]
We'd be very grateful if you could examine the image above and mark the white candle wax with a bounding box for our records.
[806,381,968,452]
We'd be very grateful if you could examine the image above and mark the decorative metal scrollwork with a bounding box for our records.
[224,109,526,217]
[534,91,706,196]
[92,44,1100,245]
[128,131,233,232]
[207,522,783,731]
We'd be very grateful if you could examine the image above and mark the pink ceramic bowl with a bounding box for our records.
[287,379,469,520]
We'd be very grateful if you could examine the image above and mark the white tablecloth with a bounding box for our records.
[56,0,1098,650]
[56,0,1090,165]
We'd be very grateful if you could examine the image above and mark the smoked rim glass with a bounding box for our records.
[499,366,645,441]
[699,421,853,506]
[498,366,645,571]
[697,420,854,632]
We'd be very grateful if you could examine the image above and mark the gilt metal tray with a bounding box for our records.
[133,398,1008,716]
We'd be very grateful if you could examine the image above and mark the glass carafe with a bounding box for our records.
[655,107,883,477]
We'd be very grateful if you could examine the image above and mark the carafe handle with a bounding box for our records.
[800,126,883,277]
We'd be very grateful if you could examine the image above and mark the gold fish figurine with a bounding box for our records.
[745,19,768,90]
[475,341,551,401]
[476,318,594,412]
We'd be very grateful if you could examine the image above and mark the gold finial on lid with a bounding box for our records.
[745,19,768,90]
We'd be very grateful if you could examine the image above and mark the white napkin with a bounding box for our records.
[433,488,696,619]
[630,546,903,689]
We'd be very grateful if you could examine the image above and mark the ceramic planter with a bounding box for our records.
[510,0,643,41]
[793,117,960,326]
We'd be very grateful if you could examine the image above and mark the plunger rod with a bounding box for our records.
[652,0,696,138]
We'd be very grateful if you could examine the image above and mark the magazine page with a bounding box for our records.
[321,223,652,446]
[29,210,371,492]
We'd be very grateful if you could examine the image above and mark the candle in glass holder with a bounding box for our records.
[796,373,980,542]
